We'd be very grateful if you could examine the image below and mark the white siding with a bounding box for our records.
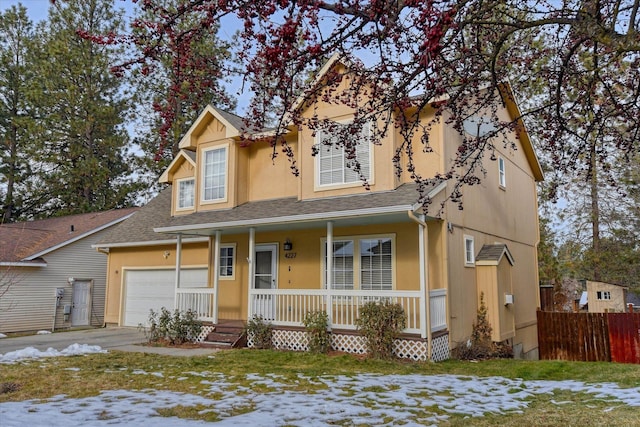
[0,227,112,333]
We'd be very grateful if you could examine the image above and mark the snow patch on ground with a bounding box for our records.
[0,333,7,339]
[36,330,52,335]
[1,370,640,426]
[1,344,640,426]
[0,344,106,364]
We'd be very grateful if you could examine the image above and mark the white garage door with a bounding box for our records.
[123,268,207,327]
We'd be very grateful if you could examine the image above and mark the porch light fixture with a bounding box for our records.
[284,238,293,251]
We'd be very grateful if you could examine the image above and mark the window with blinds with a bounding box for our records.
[317,122,371,186]
[177,178,195,209]
[323,236,393,290]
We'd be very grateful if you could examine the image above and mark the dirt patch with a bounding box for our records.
[141,339,203,349]
[0,382,21,395]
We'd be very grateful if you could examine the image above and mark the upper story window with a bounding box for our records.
[498,156,506,188]
[202,145,227,203]
[596,291,611,300]
[316,122,371,187]
[464,235,475,266]
[177,178,195,210]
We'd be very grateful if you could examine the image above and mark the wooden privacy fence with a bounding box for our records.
[537,311,640,363]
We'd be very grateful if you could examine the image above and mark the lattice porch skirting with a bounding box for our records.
[248,328,450,361]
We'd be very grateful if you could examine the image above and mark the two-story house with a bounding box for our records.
[96,55,543,360]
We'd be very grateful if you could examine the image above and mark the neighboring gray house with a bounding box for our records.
[0,209,138,333]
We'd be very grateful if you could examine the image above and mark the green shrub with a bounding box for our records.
[453,292,513,360]
[303,310,331,353]
[246,315,273,349]
[140,307,202,345]
[355,300,406,360]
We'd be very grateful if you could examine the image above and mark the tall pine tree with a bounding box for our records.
[31,0,142,216]
[0,5,38,222]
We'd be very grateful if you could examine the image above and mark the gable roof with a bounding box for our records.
[0,208,138,265]
[498,82,544,182]
[178,105,249,150]
[159,149,197,184]
[475,244,515,266]
[95,182,445,247]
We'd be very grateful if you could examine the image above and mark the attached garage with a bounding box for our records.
[122,268,207,326]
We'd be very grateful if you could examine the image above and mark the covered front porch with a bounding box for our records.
[156,185,450,359]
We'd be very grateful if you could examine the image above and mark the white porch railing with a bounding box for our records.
[176,287,448,335]
[176,288,216,322]
[429,288,447,332]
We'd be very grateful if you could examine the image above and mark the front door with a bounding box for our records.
[253,244,277,320]
[72,280,91,326]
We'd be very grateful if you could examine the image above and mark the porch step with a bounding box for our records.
[204,325,246,348]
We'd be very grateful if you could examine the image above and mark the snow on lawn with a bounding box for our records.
[0,333,7,338]
[1,345,640,426]
[0,344,106,364]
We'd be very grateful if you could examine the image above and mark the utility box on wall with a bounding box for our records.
[475,244,516,342]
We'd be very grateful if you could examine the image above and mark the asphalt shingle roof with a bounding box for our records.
[475,244,514,264]
[97,183,430,246]
[0,208,138,262]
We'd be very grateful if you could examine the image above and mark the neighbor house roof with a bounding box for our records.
[627,291,640,307]
[0,208,138,265]
[95,182,445,247]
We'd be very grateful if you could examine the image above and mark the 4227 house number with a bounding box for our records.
[284,252,297,259]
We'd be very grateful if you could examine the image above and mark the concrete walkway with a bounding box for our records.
[0,327,220,357]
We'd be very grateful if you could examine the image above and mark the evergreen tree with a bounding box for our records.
[0,5,38,222]
[30,0,142,216]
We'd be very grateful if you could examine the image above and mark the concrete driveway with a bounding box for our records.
[0,327,147,354]
[0,327,220,357]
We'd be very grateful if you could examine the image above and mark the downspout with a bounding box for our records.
[247,227,255,320]
[408,210,433,361]
[52,297,57,332]
[213,230,221,323]
[326,221,334,328]
[175,234,183,308]
[96,246,109,327]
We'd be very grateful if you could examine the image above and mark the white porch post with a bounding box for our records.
[326,221,333,328]
[212,230,221,323]
[174,234,183,308]
[420,214,433,360]
[247,227,255,320]
[418,219,427,339]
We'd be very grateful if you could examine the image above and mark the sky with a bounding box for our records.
[1,342,640,426]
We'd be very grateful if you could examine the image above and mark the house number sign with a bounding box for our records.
[285,252,297,259]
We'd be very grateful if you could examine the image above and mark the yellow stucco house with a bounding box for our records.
[96,56,544,360]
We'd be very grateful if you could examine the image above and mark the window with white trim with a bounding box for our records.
[177,178,195,210]
[323,236,393,290]
[498,156,506,187]
[219,245,235,279]
[464,235,475,266]
[316,122,371,186]
[596,291,611,300]
[202,146,227,202]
